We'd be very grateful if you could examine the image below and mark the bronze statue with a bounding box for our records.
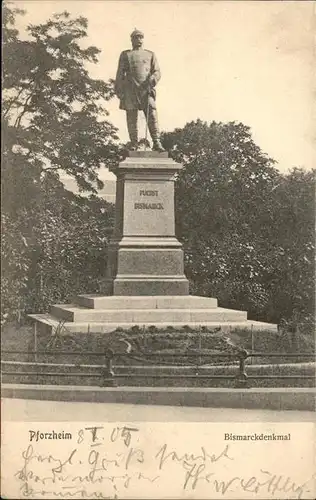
[115,29,164,151]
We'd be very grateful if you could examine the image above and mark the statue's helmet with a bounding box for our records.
[130,29,144,39]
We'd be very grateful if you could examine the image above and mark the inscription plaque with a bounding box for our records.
[124,182,174,235]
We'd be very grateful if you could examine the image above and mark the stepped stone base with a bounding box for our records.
[29,294,278,334]
[28,153,278,337]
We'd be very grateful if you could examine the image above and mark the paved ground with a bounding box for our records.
[2,398,315,422]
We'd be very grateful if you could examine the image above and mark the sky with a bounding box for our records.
[10,0,316,174]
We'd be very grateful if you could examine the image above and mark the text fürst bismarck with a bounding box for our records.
[134,189,164,209]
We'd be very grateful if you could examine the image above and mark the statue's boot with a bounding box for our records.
[126,110,138,150]
[152,139,165,152]
[147,108,165,152]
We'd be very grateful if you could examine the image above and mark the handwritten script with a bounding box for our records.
[9,424,315,499]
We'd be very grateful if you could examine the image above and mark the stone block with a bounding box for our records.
[124,180,175,236]
[114,248,185,275]
[75,295,218,309]
[105,154,190,296]
[112,277,189,296]
[127,151,169,159]
[189,307,247,322]
[51,304,247,324]
[29,313,278,334]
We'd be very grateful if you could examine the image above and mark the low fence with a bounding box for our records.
[1,348,315,388]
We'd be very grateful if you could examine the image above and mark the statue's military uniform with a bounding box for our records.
[115,30,164,151]
[115,49,160,111]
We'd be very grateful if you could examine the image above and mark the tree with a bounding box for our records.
[2,5,119,322]
[162,120,314,327]
[267,168,315,328]
[2,4,119,216]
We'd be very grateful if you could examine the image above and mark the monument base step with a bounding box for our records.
[75,294,219,309]
[50,304,248,323]
[29,313,278,334]
[29,295,277,334]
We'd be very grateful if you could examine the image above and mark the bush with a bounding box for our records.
[1,188,115,323]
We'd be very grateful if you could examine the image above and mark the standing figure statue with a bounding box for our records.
[115,29,165,152]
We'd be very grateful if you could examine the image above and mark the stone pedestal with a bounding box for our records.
[29,151,278,334]
[103,151,189,295]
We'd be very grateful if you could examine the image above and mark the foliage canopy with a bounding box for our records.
[2,5,118,322]
[162,120,315,327]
